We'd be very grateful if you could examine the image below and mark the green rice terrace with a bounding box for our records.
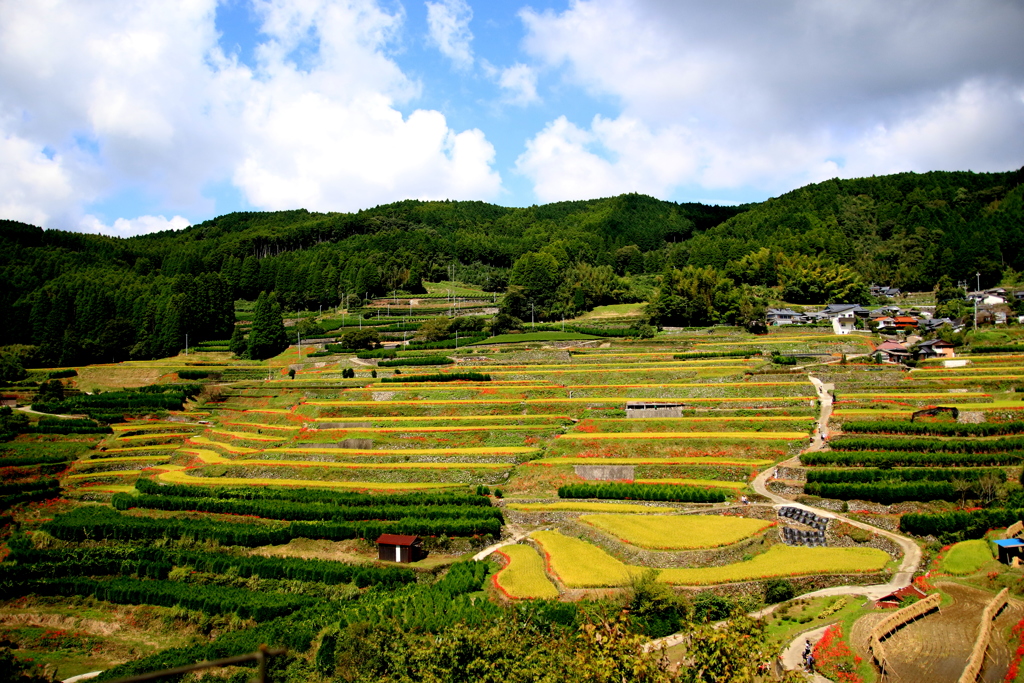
[9,310,1024,682]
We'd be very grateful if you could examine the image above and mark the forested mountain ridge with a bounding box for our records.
[683,168,1024,291]
[1,168,1022,368]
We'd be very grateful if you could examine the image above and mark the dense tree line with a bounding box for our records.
[2,168,1022,365]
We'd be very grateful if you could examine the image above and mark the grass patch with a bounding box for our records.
[940,539,994,575]
[579,514,771,550]
[531,530,643,588]
[657,545,889,585]
[493,545,559,599]
[635,479,747,490]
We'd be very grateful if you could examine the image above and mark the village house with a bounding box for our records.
[871,316,897,331]
[765,308,804,326]
[914,338,956,360]
[874,340,910,363]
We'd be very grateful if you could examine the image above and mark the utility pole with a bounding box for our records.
[185,334,188,356]
[531,303,535,328]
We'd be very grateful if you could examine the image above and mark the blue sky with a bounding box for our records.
[1,0,1022,235]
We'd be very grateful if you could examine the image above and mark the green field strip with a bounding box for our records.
[221,422,302,431]
[905,376,1024,382]
[691,336,869,346]
[841,392,989,399]
[354,380,806,392]
[271,446,540,456]
[312,414,571,422]
[527,457,774,466]
[80,455,171,464]
[115,432,194,441]
[229,459,512,470]
[101,445,182,453]
[589,416,810,423]
[635,478,748,489]
[156,468,464,490]
[186,436,260,454]
[207,429,288,442]
[558,431,806,440]
[312,424,559,433]
[305,396,810,406]
[506,502,677,513]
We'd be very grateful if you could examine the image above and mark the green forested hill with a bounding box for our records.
[1,168,1021,367]
[682,169,1024,290]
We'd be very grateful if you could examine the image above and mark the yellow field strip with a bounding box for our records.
[559,431,806,440]
[657,545,890,585]
[528,457,773,467]
[65,470,141,479]
[111,423,202,432]
[580,514,771,550]
[156,468,463,490]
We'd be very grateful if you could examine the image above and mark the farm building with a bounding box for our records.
[993,539,1024,565]
[376,534,423,563]
[875,584,927,609]
[625,402,684,418]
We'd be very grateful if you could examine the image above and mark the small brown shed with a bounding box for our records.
[376,533,423,563]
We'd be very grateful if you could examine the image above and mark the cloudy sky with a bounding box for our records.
[2,0,1022,236]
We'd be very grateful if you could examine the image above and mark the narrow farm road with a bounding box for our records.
[780,622,834,681]
[472,527,529,562]
[750,376,922,602]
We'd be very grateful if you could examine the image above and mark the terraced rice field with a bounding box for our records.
[578,513,772,549]
[531,530,643,588]
[493,545,559,599]
[656,545,890,585]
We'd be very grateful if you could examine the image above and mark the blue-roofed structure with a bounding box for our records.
[993,538,1024,564]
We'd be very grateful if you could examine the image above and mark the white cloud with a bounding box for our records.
[0,0,502,233]
[495,63,539,106]
[518,0,1024,200]
[80,214,191,237]
[425,0,474,69]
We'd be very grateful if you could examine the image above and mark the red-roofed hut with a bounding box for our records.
[376,534,423,563]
